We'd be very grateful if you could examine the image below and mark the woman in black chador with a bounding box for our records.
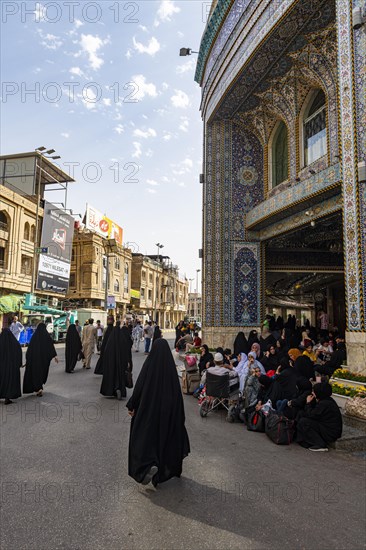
[100,322,129,400]
[65,324,82,373]
[127,338,190,487]
[94,317,114,375]
[0,329,22,404]
[23,323,58,396]
[233,331,249,356]
[152,325,162,344]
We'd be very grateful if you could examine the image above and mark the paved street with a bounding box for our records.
[1,337,365,550]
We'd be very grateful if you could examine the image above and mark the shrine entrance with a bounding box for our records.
[264,212,345,334]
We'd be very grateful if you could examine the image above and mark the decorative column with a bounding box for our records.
[202,119,264,347]
[336,0,366,372]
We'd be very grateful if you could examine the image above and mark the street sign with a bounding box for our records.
[107,295,116,309]
[35,247,49,254]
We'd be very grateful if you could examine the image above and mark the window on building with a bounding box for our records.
[115,256,120,270]
[124,264,129,293]
[142,270,146,280]
[24,222,30,241]
[114,279,120,292]
[148,289,152,300]
[0,246,6,269]
[271,121,288,187]
[140,287,145,299]
[69,273,76,287]
[72,248,75,262]
[303,89,327,166]
[21,255,32,275]
[0,211,9,232]
[149,273,153,284]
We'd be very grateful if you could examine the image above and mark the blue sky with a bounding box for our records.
[1,1,208,287]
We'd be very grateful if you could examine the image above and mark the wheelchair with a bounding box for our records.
[199,371,241,419]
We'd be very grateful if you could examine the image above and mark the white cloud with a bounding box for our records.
[176,58,196,75]
[147,188,157,194]
[125,49,132,59]
[171,89,190,108]
[139,25,148,32]
[163,133,173,141]
[103,98,111,106]
[162,176,169,183]
[75,19,83,28]
[145,149,154,158]
[132,36,160,56]
[133,128,157,139]
[147,179,159,186]
[37,29,63,50]
[179,117,189,132]
[61,132,70,138]
[132,74,157,100]
[70,66,86,78]
[178,182,186,187]
[132,142,142,158]
[183,158,193,171]
[115,124,124,135]
[79,34,109,70]
[154,1,180,26]
[171,158,193,175]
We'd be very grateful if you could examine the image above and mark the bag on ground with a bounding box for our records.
[246,410,265,432]
[265,411,295,445]
[181,370,201,395]
[184,355,198,372]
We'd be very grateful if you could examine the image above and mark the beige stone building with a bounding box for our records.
[131,254,189,328]
[0,152,74,327]
[66,228,132,316]
[188,293,202,323]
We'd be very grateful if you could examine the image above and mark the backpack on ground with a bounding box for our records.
[246,410,265,432]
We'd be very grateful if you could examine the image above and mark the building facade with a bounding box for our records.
[188,293,202,323]
[131,254,189,328]
[66,228,132,316]
[196,0,366,371]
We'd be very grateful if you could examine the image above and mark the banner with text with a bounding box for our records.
[36,202,74,294]
[85,203,123,245]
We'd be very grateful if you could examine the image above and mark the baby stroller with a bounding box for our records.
[199,372,241,419]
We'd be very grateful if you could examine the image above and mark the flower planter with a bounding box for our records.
[332,377,366,390]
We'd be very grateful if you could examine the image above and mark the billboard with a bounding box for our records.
[36,202,74,294]
[85,204,123,245]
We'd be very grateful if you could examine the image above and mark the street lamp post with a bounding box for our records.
[31,146,60,295]
[104,238,118,312]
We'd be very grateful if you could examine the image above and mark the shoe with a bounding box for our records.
[141,465,158,485]
[309,446,328,452]
[86,366,91,370]
[36,390,43,397]
[4,399,13,405]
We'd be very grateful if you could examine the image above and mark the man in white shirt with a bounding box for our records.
[132,321,144,352]
[10,316,24,341]
[96,320,104,352]
[205,353,239,388]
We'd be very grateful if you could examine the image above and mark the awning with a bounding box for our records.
[0,294,25,313]
[130,289,140,299]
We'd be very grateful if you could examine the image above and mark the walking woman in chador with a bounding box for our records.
[127,338,190,488]
[23,323,58,397]
[0,329,22,405]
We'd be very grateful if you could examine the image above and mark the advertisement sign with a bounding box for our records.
[85,203,123,245]
[107,296,116,309]
[36,202,74,294]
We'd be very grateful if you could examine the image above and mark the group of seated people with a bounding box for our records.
[195,329,345,452]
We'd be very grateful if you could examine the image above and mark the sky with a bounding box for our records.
[1,0,208,288]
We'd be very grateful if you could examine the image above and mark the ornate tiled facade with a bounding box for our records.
[198,0,365,365]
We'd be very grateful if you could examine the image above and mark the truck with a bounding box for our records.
[21,293,76,343]
[76,309,108,327]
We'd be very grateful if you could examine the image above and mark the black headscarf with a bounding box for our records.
[198,344,214,374]
[100,324,130,397]
[126,338,190,485]
[152,325,162,343]
[294,355,314,380]
[23,323,57,393]
[94,323,114,375]
[313,382,333,399]
[65,324,82,373]
[247,330,260,350]
[0,329,22,399]
[233,331,249,356]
